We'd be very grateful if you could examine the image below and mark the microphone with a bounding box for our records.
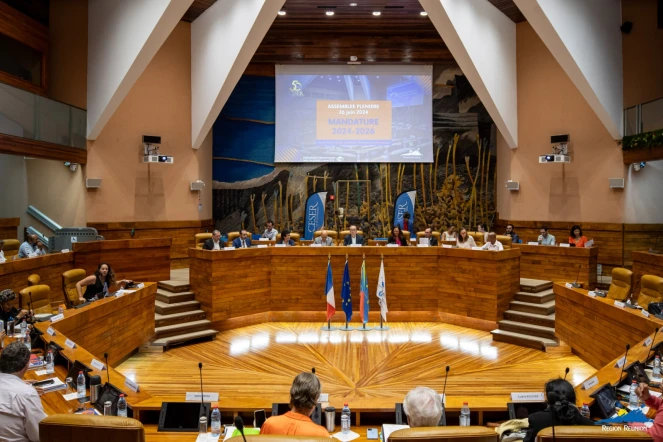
[440,366,450,425]
[625,279,642,309]
[596,271,607,297]
[104,353,110,384]
[563,367,569,380]
[645,328,659,366]
[199,362,205,417]
[571,265,582,288]
[616,344,631,394]
[312,367,316,374]
[235,415,247,442]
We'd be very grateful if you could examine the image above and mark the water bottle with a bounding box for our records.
[45,350,54,374]
[20,318,27,335]
[76,371,85,398]
[341,403,351,435]
[23,334,31,351]
[211,406,221,436]
[117,394,127,417]
[58,305,64,315]
[460,402,470,426]
[629,380,639,407]
[580,403,590,419]
[654,356,661,377]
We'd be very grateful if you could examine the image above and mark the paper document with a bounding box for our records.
[333,430,360,441]
[382,424,409,440]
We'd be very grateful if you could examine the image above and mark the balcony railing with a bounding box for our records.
[624,97,663,137]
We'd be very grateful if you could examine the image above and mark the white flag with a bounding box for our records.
[376,259,388,322]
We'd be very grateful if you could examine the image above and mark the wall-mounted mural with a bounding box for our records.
[212,64,497,238]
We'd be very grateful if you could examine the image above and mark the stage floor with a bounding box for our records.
[118,322,595,415]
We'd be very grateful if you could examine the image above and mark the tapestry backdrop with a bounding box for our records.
[212,64,497,238]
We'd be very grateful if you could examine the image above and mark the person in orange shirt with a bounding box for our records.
[568,225,589,248]
[260,372,329,437]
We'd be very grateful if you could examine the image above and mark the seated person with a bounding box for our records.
[402,212,411,233]
[538,226,556,245]
[636,382,663,439]
[17,235,38,259]
[442,225,457,241]
[0,341,47,442]
[387,226,408,246]
[314,230,333,246]
[0,289,31,325]
[568,225,589,248]
[477,223,489,243]
[457,228,477,249]
[278,229,295,246]
[232,230,252,249]
[403,386,444,427]
[30,241,46,257]
[481,233,504,251]
[261,372,329,437]
[0,240,5,263]
[505,224,521,244]
[421,228,438,246]
[75,263,131,302]
[203,230,224,250]
[262,220,279,240]
[343,225,365,246]
[524,379,594,442]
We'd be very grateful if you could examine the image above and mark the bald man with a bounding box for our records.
[314,230,333,246]
[481,233,504,251]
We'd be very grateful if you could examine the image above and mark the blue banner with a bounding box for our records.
[393,191,416,233]
[304,192,327,240]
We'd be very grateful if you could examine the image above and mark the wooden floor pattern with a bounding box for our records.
[118,322,595,411]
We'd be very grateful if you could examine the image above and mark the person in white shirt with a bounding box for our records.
[456,228,477,249]
[442,225,457,241]
[203,230,224,250]
[0,240,6,263]
[538,226,556,246]
[28,241,46,258]
[314,230,333,246]
[481,233,504,251]
[0,341,47,442]
[17,235,37,259]
[262,221,278,240]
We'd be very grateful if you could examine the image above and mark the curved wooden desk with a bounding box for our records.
[516,245,598,288]
[0,253,74,307]
[189,247,520,331]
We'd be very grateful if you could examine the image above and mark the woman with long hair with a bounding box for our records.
[524,379,594,442]
[387,226,408,246]
[442,225,457,241]
[569,225,589,248]
[75,263,131,303]
[456,228,477,249]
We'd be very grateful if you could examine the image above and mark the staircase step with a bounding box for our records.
[519,278,553,293]
[491,329,559,351]
[156,289,195,304]
[152,329,219,348]
[157,280,191,293]
[498,320,556,339]
[155,310,206,327]
[509,300,556,315]
[515,288,555,304]
[504,310,556,328]
[155,300,200,315]
[155,319,212,339]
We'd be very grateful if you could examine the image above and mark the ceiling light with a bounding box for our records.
[278,10,286,16]
[350,2,358,6]
[372,11,381,16]
[420,11,428,16]
[326,11,335,16]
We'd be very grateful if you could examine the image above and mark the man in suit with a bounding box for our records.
[343,225,364,246]
[423,228,438,246]
[232,230,252,249]
[314,230,333,246]
[203,230,224,250]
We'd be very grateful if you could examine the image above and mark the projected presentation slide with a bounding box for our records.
[275,65,433,163]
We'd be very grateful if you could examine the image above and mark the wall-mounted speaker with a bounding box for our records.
[550,134,569,144]
[506,180,520,191]
[190,181,205,191]
[86,178,102,189]
[609,178,625,189]
[142,135,161,144]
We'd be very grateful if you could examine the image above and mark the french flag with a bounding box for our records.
[325,261,336,321]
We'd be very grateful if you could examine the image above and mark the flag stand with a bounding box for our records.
[357,322,373,331]
[320,320,337,331]
[375,315,390,331]
[339,321,354,331]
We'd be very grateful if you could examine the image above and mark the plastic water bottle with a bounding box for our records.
[20,318,27,335]
[211,406,221,436]
[341,403,351,435]
[580,403,590,419]
[460,402,470,426]
[117,394,127,417]
[629,380,639,407]
[654,356,661,377]
[76,371,86,398]
[45,350,54,374]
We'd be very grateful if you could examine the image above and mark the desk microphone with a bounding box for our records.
[312,367,315,374]
[440,366,450,425]
[595,271,607,297]
[616,344,631,394]
[626,280,642,309]
[646,328,660,366]
[571,265,582,288]
[198,362,205,417]
[563,367,569,380]
[235,415,247,442]
[104,353,110,384]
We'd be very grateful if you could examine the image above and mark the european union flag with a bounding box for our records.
[341,260,352,322]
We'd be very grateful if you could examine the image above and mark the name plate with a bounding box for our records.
[416,244,429,248]
[50,314,64,323]
[565,283,573,289]
[186,392,219,402]
[257,244,268,248]
[223,247,235,251]
[257,238,269,241]
[310,244,322,247]
[527,242,539,246]
[350,244,363,247]
[46,327,56,336]
[386,244,398,247]
[90,359,105,371]
[442,244,453,249]
[614,300,626,309]
[136,283,145,289]
[471,247,483,251]
[642,310,651,318]
[511,392,545,402]
[582,376,599,390]
[275,244,286,248]
[588,291,597,298]
[644,336,654,347]
[65,339,76,349]
[61,249,70,253]
[318,393,329,402]
[615,355,627,368]
[560,243,571,248]
[125,377,140,393]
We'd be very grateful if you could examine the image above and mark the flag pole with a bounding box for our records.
[357,253,372,331]
[339,253,354,331]
[376,254,389,330]
[321,253,337,331]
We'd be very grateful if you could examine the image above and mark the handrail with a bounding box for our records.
[624,96,663,136]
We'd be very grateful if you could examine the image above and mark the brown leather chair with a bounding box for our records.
[340,230,364,237]
[402,231,411,241]
[2,239,20,259]
[228,231,241,242]
[468,232,486,247]
[637,275,663,308]
[39,414,145,442]
[608,268,633,301]
[314,230,338,239]
[27,273,41,286]
[19,285,51,314]
[495,235,512,249]
[389,426,498,441]
[276,232,301,245]
[195,233,213,249]
[415,231,441,240]
[227,436,330,442]
[536,426,652,441]
[62,269,87,308]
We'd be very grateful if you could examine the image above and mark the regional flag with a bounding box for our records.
[325,261,336,321]
[341,260,352,322]
[359,259,369,323]
[376,258,388,322]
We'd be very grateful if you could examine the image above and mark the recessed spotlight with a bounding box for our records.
[326,11,334,16]
[350,2,358,6]
[372,11,381,16]
[420,11,428,16]
[278,10,286,16]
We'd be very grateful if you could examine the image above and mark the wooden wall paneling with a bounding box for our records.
[624,224,663,267]
[0,134,87,164]
[0,217,20,240]
[631,251,663,299]
[517,245,598,288]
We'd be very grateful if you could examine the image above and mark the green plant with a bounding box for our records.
[622,128,663,151]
